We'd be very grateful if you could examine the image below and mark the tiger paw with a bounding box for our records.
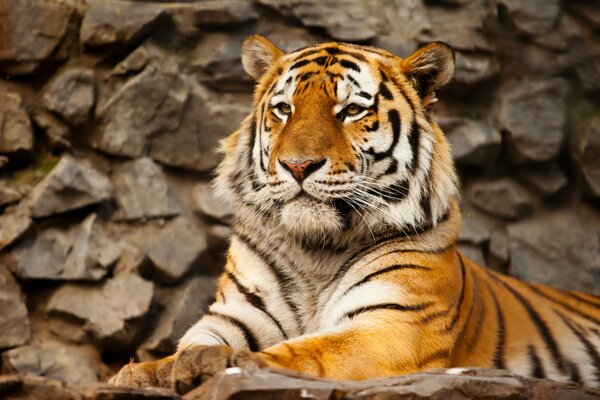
[172,345,267,394]
[109,356,175,389]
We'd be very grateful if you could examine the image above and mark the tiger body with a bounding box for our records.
[111,36,600,391]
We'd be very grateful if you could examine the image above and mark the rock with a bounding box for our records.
[27,156,112,218]
[0,180,22,207]
[139,276,216,358]
[172,0,259,26]
[499,0,560,35]
[189,367,600,400]
[32,111,71,150]
[497,78,569,163]
[134,217,208,284]
[96,64,189,159]
[377,0,430,42]
[0,267,31,349]
[453,51,499,86]
[47,273,153,350]
[2,343,101,386]
[192,182,234,222]
[113,158,181,221]
[0,91,34,154]
[459,205,499,245]
[147,85,251,172]
[111,45,152,77]
[43,68,96,126]
[518,162,567,197]
[257,0,380,41]
[458,243,486,266]
[80,0,169,48]
[468,179,535,220]
[447,120,501,168]
[573,115,600,199]
[489,227,510,273]
[14,213,120,281]
[508,208,600,293]
[575,57,600,94]
[0,0,73,75]
[0,205,32,252]
[569,1,600,30]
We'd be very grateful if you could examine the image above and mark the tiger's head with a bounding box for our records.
[216,35,459,241]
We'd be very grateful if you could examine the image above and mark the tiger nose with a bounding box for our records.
[279,158,326,183]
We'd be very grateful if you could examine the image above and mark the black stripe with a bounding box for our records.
[207,328,230,347]
[247,118,257,169]
[408,120,421,173]
[341,302,432,322]
[528,345,546,379]
[343,263,431,296]
[565,291,600,308]
[365,120,379,132]
[379,82,393,100]
[357,91,372,99]
[488,281,506,369]
[498,279,568,374]
[234,232,304,331]
[466,291,485,353]
[225,270,288,339]
[556,310,600,382]
[417,349,451,368]
[525,284,600,325]
[206,311,260,352]
[313,56,327,66]
[347,75,361,88]
[340,59,360,72]
[369,178,409,203]
[290,59,310,70]
[445,252,467,332]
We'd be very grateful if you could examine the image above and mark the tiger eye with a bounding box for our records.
[276,103,292,115]
[345,104,363,116]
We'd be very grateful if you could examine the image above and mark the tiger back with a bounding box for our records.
[110,36,600,391]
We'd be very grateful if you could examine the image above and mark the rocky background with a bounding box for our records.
[0,0,599,394]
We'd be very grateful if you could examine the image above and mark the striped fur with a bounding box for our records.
[114,36,600,387]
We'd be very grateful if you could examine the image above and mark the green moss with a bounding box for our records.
[10,155,60,187]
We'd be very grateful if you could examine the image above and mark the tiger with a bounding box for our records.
[110,35,600,393]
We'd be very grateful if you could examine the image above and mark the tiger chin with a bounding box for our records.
[110,35,600,393]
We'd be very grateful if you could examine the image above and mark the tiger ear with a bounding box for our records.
[242,35,285,81]
[401,42,455,99]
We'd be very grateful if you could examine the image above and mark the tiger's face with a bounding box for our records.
[217,36,458,240]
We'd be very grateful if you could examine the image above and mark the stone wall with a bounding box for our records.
[0,0,599,389]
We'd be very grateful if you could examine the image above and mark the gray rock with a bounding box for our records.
[489,228,510,272]
[573,115,600,199]
[518,162,567,197]
[0,91,34,154]
[0,267,31,349]
[111,45,152,76]
[1,343,101,386]
[172,0,259,26]
[569,1,600,30]
[508,208,600,293]
[499,0,560,35]
[0,205,32,252]
[575,57,600,94]
[27,156,112,218]
[458,243,486,266]
[468,179,535,220]
[32,111,71,150]
[96,64,189,159]
[80,0,169,48]
[113,158,181,221]
[0,0,73,75]
[447,120,501,168]
[134,217,208,284]
[139,276,216,358]
[15,213,120,281]
[453,51,499,86]
[459,204,499,245]
[47,273,153,350]
[192,182,234,222]
[43,68,96,126]
[497,78,569,163]
[0,180,22,207]
[377,0,430,42]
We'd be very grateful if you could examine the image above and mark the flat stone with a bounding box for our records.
[458,243,486,266]
[518,162,567,197]
[499,0,560,35]
[47,273,154,350]
[80,0,169,48]
[453,51,499,86]
[497,78,569,163]
[508,208,600,293]
[0,180,22,207]
[96,65,189,159]
[27,156,112,218]
[468,179,535,220]
[113,157,181,221]
[112,45,152,77]
[0,267,31,349]
[459,204,499,245]
[0,205,32,252]
[32,111,71,150]
[14,213,120,281]
[573,115,600,199]
[0,91,34,154]
[448,120,501,168]
[134,217,208,284]
[0,0,73,75]
[2,343,101,386]
[489,228,510,264]
[139,276,216,358]
[43,68,96,126]
[192,182,234,222]
[172,0,259,26]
